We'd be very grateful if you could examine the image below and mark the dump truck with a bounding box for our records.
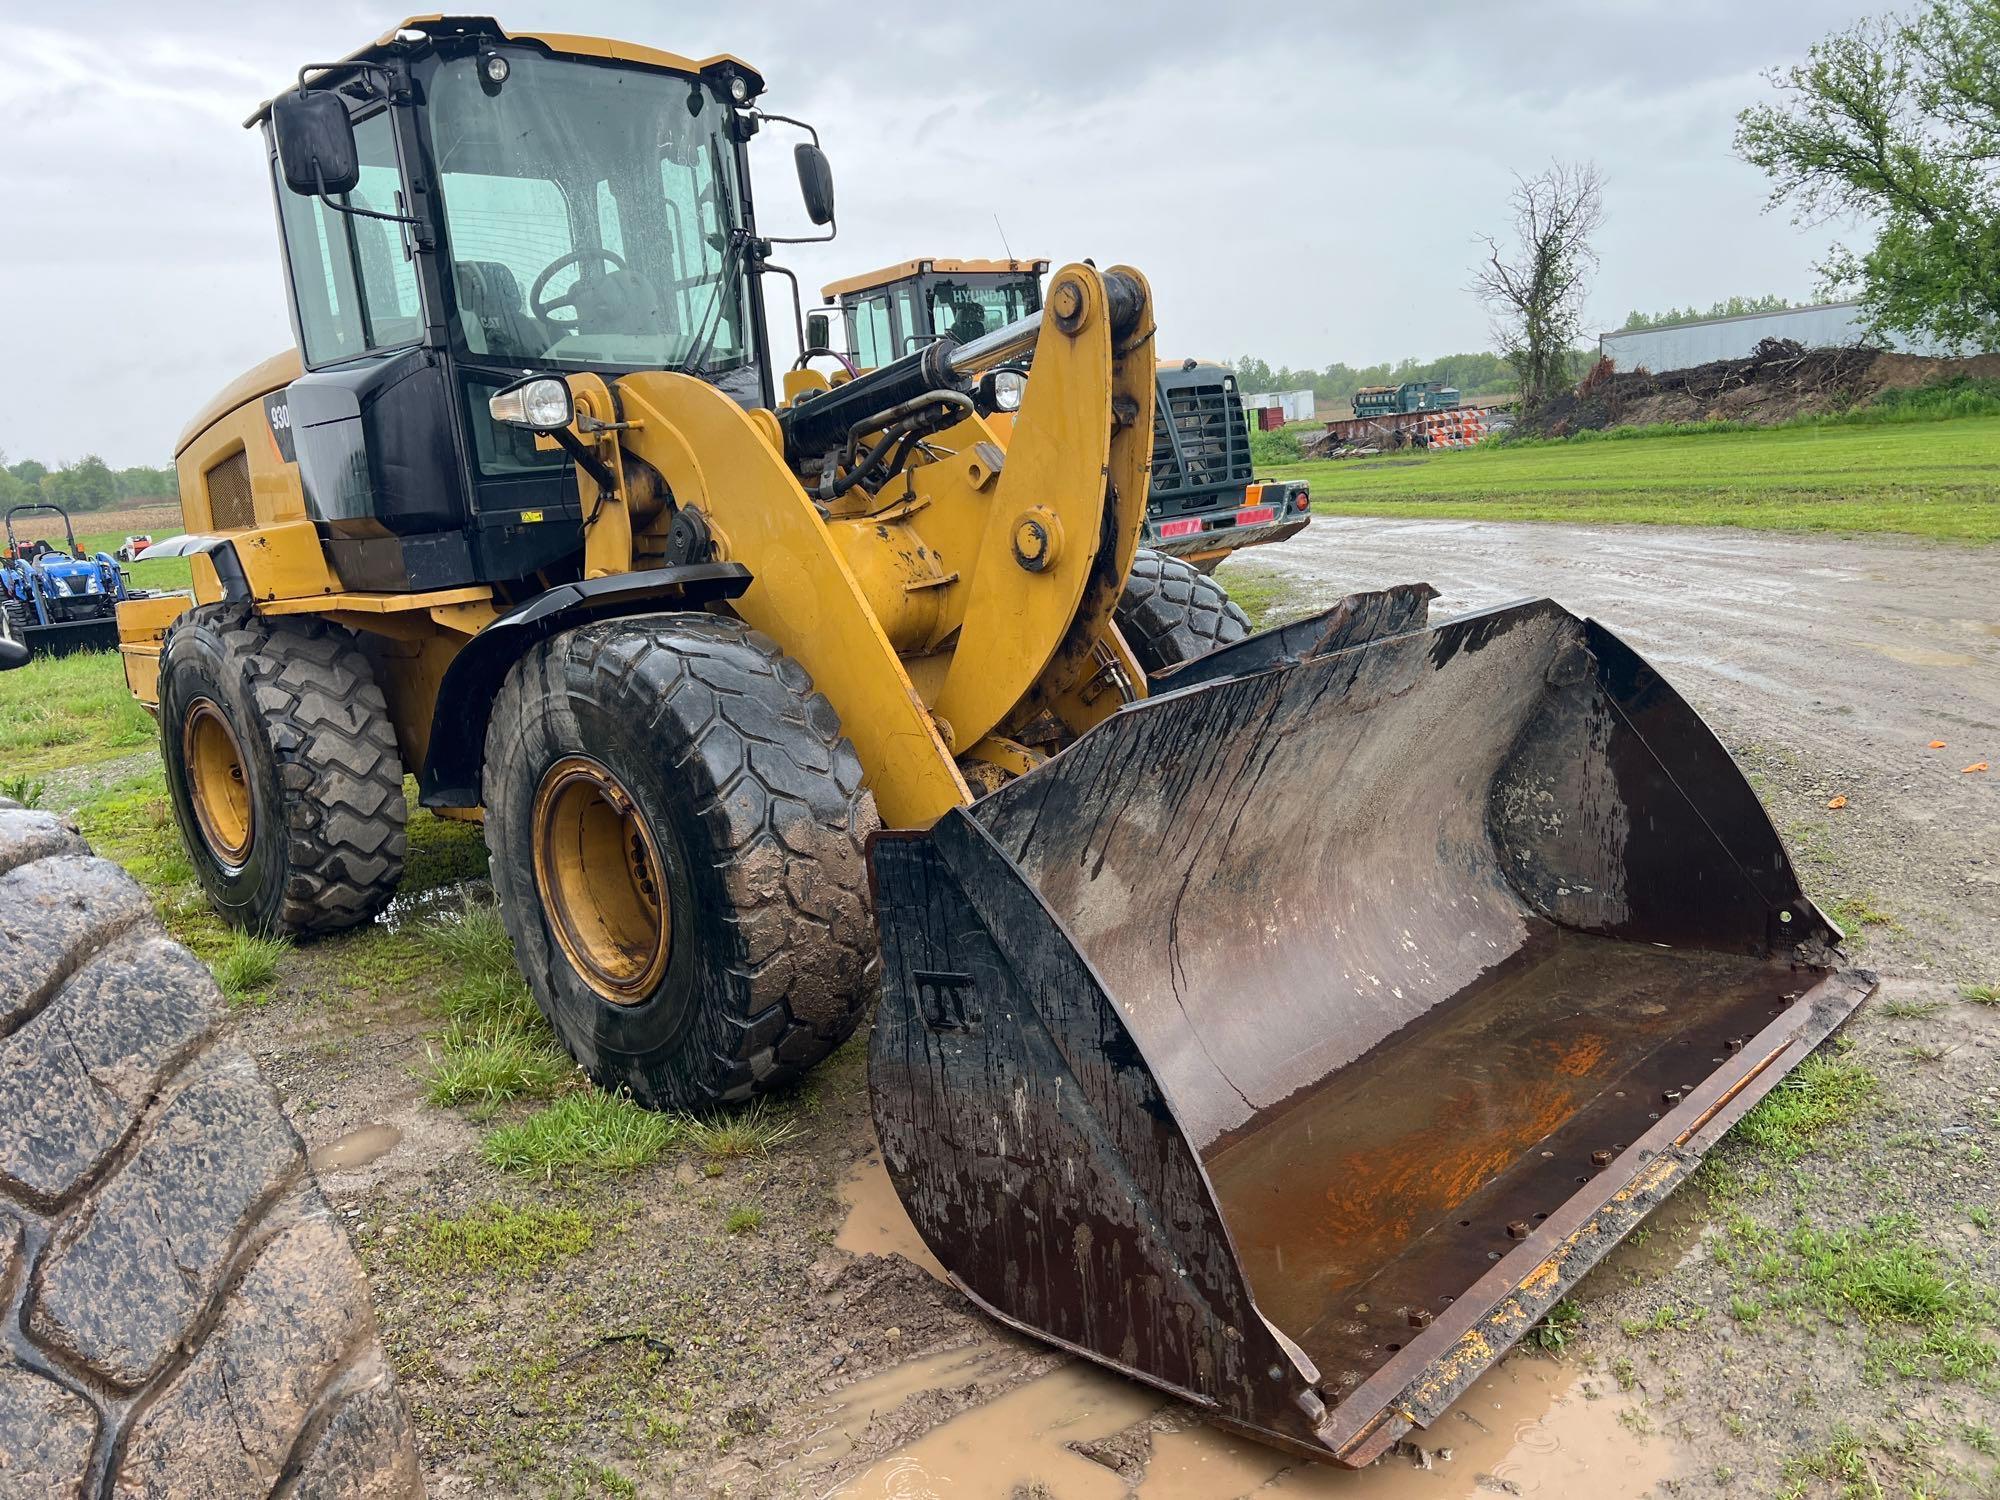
[121,16,1873,1468]
[814,258,1311,573]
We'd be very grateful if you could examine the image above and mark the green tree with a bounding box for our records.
[1620,294,1795,331]
[6,458,48,488]
[40,455,118,513]
[1736,0,2000,351]
[113,464,179,501]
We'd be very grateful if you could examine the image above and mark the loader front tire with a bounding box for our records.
[1115,548,1252,674]
[483,614,879,1111]
[159,604,407,937]
[0,804,422,1498]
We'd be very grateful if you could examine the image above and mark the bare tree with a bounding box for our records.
[1473,162,1605,410]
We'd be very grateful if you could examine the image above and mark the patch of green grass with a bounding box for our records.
[1275,413,2000,542]
[1779,1427,1883,1500]
[0,773,47,808]
[1527,1298,1584,1353]
[393,1200,592,1277]
[421,895,516,977]
[0,648,160,777]
[401,801,489,893]
[211,930,289,1005]
[1620,1302,1707,1338]
[1876,996,1947,1020]
[425,1023,575,1107]
[439,967,543,1032]
[1961,984,1999,1006]
[1734,1053,1880,1162]
[483,1090,679,1176]
[1211,563,1309,631]
[1829,893,1900,939]
[723,1205,764,1235]
[685,1099,801,1160]
[1970,1206,1994,1232]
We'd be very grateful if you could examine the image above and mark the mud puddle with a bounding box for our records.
[824,1158,1675,1497]
[824,1361,1159,1499]
[837,1150,946,1281]
[375,877,492,930]
[827,1352,1670,1499]
[309,1122,403,1173]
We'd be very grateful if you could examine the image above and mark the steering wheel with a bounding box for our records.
[528,247,630,326]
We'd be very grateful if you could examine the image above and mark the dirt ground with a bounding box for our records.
[1518,347,2000,438]
[208,518,2000,1498]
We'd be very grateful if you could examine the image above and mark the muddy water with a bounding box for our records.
[836,1151,947,1281]
[309,1122,403,1172]
[827,1150,1674,1498]
[827,1352,1670,1499]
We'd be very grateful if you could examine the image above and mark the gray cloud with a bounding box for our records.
[0,0,1878,468]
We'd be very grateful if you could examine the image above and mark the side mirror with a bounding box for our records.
[794,143,835,227]
[805,311,832,350]
[273,88,359,197]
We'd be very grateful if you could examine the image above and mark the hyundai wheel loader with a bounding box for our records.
[812,257,1313,579]
[120,17,1873,1468]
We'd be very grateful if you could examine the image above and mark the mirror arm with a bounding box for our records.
[758,254,808,355]
[310,164,426,233]
[750,110,818,146]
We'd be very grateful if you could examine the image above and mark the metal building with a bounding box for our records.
[1598,301,1963,375]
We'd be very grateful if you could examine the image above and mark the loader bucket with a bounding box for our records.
[867,595,1873,1466]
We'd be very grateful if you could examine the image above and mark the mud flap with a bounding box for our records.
[868,596,1874,1464]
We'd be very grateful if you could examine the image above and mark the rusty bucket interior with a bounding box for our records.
[868,596,1870,1464]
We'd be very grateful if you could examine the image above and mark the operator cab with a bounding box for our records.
[240,17,829,593]
[815,259,1048,367]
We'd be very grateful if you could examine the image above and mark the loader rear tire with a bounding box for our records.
[482,614,879,1112]
[0,805,422,1498]
[159,604,407,938]
[1115,548,1252,674]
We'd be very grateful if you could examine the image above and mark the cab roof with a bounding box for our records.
[820,258,1049,301]
[247,16,762,123]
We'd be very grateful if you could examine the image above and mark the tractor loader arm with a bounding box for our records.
[600,263,1157,828]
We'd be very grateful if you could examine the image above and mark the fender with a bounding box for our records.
[418,562,751,808]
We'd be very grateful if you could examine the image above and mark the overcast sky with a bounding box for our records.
[2,0,1877,469]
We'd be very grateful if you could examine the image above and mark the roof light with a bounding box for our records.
[483,52,510,83]
[728,73,752,103]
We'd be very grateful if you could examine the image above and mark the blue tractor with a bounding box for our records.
[1,503,148,657]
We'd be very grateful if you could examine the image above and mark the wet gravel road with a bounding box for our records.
[1242,518,2000,979]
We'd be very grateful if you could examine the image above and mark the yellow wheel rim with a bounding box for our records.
[531,756,672,1004]
[184,699,253,866]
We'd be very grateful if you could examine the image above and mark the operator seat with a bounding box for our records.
[453,260,542,360]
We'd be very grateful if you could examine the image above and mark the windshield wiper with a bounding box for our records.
[675,228,749,378]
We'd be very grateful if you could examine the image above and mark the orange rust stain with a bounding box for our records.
[1547,1033,1609,1078]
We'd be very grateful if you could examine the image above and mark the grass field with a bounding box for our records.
[1269,413,2000,542]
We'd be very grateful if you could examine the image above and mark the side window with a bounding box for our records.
[852,296,892,367]
[348,113,421,347]
[276,172,365,366]
[891,287,919,354]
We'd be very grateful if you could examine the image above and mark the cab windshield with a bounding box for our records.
[426,50,750,375]
[926,276,1040,343]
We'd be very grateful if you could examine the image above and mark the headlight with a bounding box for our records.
[489,377,573,432]
[982,367,1027,413]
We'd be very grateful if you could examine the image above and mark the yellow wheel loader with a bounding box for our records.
[810,256,1314,580]
[121,17,1873,1467]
